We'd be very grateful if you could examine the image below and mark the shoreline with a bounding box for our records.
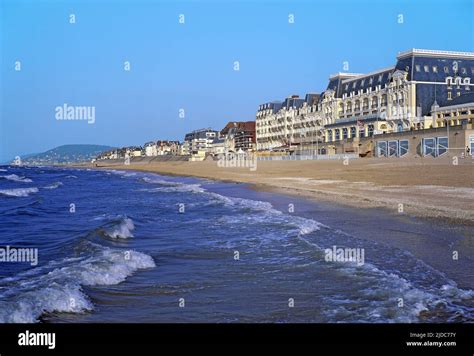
[80,157,474,227]
[76,160,474,290]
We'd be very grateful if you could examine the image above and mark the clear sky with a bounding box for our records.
[1,0,473,161]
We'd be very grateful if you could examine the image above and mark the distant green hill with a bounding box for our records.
[9,144,114,165]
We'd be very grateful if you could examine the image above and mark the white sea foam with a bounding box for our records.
[148,184,205,194]
[0,187,39,197]
[44,182,63,190]
[141,176,179,186]
[103,217,135,239]
[319,253,474,322]
[0,246,155,323]
[1,174,33,183]
[109,170,136,177]
[209,193,324,238]
[0,169,7,172]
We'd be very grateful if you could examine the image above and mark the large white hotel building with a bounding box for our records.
[256,49,474,155]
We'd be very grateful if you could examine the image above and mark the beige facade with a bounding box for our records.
[256,99,323,151]
[322,69,419,143]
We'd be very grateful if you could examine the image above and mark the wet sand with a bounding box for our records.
[90,156,474,225]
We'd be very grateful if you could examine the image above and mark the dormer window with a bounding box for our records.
[415,65,421,72]
[369,77,373,85]
[433,66,438,73]
[461,67,467,75]
[424,65,429,72]
[352,82,356,89]
[444,66,449,73]
[378,74,382,82]
[361,79,365,86]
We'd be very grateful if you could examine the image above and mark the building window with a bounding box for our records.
[377,141,387,157]
[361,79,365,86]
[422,137,436,156]
[405,66,410,72]
[350,126,356,137]
[447,91,452,100]
[352,82,356,89]
[343,128,348,139]
[368,124,374,137]
[378,74,382,82]
[388,141,398,157]
[444,66,449,73]
[424,65,429,72]
[399,140,409,156]
[335,129,340,141]
[433,66,438,73]
[461,67,467,75]
[369,77,373,85]
[328,130,333,142]
[345,84,349,90]
[415,65,421,72]
[359,127,365,138]
[437,137,448,156]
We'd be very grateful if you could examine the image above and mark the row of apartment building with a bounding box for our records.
[97,140,181,160]
[256,49,474,158]
[96,122,256,161]
[97,49,474,162]
[182,121,256,160]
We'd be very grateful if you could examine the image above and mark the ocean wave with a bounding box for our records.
[310,247,474,322]
[146,184,205,194]
[0,174,33,183]
[44,182,63,190]
[0,245,155,323]
[102,217,135,239]
[109,170,137,178]
[141,176,180,186]
[0,168,7,172]
[0,187,39,197]
[215,194,324,237]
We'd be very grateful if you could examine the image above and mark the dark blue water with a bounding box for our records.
[0,166,473,323]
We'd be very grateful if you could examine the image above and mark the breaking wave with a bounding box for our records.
[44,182,63,190]
[1,174,33,183]
[0,187,39,197]
[0,244,155,323]
[101,217,135,239]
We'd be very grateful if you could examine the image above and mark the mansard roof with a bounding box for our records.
[339,67,395,97]
[395,49,474,82]
[258,101,282,113]
[440,92,474,107]
[397,49,474,60]
[324,49,474,97]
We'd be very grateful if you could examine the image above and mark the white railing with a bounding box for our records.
[258,153,358,161]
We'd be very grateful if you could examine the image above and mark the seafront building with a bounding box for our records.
[144,140,181,156]
[256,94,321,153]
[220,121,256,152]
[182,128,218,160]
[256,49,474,158]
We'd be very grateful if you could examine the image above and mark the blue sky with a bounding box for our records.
[1,0,473,161]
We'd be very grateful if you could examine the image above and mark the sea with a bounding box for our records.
[0,165,473,323]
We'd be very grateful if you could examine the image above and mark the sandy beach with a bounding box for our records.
[90,156,474,225]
